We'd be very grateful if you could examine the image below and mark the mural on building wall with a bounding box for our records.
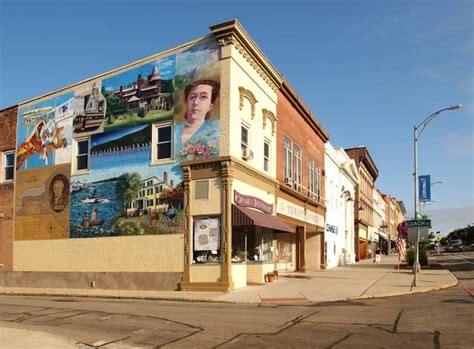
[174,39,221,161]
[14,38,222,241]
[70,125,184,238]
[73,81,106,137]
[15,164,70,240]
[16,92,74,170]
[101,56,176,133]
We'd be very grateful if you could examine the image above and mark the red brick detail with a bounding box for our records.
[0,106,17,272]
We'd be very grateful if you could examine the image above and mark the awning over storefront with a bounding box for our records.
[232,204,294,233]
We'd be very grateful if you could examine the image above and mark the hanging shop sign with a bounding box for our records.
[193,217,220,251]
[234,191,273,214]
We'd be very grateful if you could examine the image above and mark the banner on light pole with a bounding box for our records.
[418,175,431,202]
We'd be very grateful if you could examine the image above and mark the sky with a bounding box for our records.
[1,0,472,235]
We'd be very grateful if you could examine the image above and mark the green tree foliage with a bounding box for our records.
[115,173,142,211]
[105,95,126,119]
[447,224,474,245]
[161,79,175,94]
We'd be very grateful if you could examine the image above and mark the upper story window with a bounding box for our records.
[2,151,15,182]
[315,163,321,201]
[263,140,270,172]
[72,138,90,175]
[308,158,314,197]
[294,144,302,191]
[284,136,293,182]
[151,123,173,164]
[241,124,249,150]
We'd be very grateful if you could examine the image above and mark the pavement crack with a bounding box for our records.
[211,310,321,348]
[433,330,441,349]
[359,272,389,297]
[326,333,355,349]
[392,310,403,333]
[94,336,132,347]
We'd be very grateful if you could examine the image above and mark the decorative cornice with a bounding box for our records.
[281,81,330,142]
[210,20,283,94]
[262,108,276,136]
[239,87,258,119]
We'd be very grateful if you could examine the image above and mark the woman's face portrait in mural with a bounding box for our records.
[49,174,69,213]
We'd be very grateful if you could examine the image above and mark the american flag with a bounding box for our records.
[396,238,406,262]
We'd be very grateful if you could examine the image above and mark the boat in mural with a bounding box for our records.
[81,196,108,204]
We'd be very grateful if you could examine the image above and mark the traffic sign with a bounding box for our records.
[406,219,431,228]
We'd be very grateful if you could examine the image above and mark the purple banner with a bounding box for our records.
[234,190,273,215]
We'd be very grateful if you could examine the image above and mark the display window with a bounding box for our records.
[231,227,274,263]
[192,216,221,264]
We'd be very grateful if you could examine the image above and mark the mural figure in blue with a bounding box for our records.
[175,79,220,161]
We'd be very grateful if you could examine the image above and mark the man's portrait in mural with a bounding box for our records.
[49,174,69,212]
[175,79,220,160]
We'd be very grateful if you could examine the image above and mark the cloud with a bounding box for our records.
[19,184,46,199]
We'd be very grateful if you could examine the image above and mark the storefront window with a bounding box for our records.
[246,228,273,263]
[193,216,221,264]
[261,229,273,262]
[231,228,246,263]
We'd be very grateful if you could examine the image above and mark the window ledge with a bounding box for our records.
[150,159,175,167]
[71,169,91,177]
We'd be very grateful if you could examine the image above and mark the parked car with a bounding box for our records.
[445,244,463,252]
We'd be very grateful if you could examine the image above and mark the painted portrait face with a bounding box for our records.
[53,179,64,198]
[186,84,214,124]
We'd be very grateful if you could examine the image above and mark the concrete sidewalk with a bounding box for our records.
[0,255,457,304]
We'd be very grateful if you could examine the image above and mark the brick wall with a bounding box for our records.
[276,90,326,200]
[0,106,17,271]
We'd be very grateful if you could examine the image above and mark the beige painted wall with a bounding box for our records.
[189,264,221,282]
[14,235,184,272]
[191,178,222,216]
[231,263,247,289]
[227,45,277,178]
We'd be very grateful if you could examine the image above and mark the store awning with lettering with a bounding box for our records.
[232,204,294,233]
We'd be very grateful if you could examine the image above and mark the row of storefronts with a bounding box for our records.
[0,20,407,291]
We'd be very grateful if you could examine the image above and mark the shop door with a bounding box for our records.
[296,227,304,271]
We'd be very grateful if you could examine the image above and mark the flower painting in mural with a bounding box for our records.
[174,39,221,161]
[16,92,74,170]
[70,125,185,238]
[101,56,176,133]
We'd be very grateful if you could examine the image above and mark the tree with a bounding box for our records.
[105,95,126,119]
[447,224,474,245]
[115,173,142,212]
[160,182,184,209]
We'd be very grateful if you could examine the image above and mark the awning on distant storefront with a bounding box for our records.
[232,204,294,233]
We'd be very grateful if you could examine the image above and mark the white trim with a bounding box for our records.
[71,137,91,176]
[151,122,174,166]
[1,150,15,183]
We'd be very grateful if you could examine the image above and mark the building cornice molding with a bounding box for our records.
[210,20,283,94]
[238,86,258,119]
[281,81,330,142]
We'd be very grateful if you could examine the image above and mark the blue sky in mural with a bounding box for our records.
[103,56,176,92]
[1,0,472,234]
[176,40,219,76]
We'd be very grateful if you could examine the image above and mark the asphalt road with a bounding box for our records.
[1,251,473,348]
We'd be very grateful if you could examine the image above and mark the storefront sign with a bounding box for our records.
[326,224,338,234]
[277,198,324,227]
[194,217,220,251]
[234,191,273,214]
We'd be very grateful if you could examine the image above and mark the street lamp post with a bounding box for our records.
[413,105,462,287]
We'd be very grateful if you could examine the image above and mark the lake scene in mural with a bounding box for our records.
[70,125,184,238]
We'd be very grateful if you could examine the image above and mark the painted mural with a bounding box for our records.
[72,81,106,137]
[14,38,221,241]
[70,125,184,238]
[101,56,176,133]
[15,164,70,240]
[174,40,220,161]
[16,92,74,170]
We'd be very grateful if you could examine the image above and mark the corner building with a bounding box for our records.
[0,20,330,292]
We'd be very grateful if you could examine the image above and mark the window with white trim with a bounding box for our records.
[315,163,321,201]
[308,158,315,197]
[284,136,292,183]
[294,144,302,191]
[2,151,15,182]
[152,123,173,164]
[241,124,249,150]
[263,140,270,172]
[72,138,90,174]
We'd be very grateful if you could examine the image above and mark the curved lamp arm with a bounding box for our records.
[415,105,463,141]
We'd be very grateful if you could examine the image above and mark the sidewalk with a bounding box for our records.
[0,255,457,305]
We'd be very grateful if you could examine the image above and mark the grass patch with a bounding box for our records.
[105,110,174,132]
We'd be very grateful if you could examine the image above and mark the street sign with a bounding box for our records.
[419,175,431,202]
[407,219,431,228]
[408,227,429,243]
